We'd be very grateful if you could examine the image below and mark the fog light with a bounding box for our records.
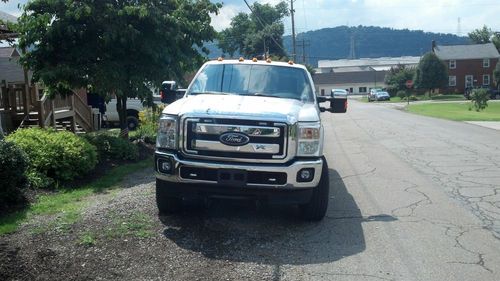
[297,168,315,182]
[158,158,173,174]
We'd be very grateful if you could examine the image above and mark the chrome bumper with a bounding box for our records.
[155,151,323,189]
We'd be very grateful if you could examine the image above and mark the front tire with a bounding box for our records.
[156,180,182,215]
[127,116,139,131]
[299,158,330,221]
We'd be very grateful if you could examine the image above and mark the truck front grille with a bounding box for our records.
[183,118,287,160]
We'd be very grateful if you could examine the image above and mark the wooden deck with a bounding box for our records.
[0,82,95,133]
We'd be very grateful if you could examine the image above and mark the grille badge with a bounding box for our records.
[219,132,250,146]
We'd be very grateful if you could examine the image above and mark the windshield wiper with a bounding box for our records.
[189,91,231,96]
[241,93,278,98]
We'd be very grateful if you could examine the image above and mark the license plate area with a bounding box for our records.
[217,169,247,187]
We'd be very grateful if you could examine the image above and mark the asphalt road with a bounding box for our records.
[3,100,500,281]
[310,100,500,280]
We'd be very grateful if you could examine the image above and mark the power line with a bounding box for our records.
[242,0,289,57]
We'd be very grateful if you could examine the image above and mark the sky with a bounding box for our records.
[1,0,500,36]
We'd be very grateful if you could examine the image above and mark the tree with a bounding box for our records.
[218,1,289,58]
[18,0,220,138]
[414,52,448,95]
[468,25,500,51]
[385,64,416,94]
[494,61,500,90]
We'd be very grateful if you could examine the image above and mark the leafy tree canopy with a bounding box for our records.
[468,25,500,51]
[385,64,416,92]
[414,52,448,92]
[218,1,289,58]
[18,0,220,136]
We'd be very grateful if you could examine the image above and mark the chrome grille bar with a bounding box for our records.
[194,124,280,137]
[193,140,280,154]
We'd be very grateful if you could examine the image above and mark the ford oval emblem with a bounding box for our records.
[219,132,250,146]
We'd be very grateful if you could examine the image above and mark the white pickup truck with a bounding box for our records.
[104,81,185,130]
[154,59,347,221]
[104,98,149,130]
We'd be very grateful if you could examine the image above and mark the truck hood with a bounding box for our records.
[163,94,320,123]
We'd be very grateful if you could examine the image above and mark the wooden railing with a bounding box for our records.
[38,94,53,128]
[73,92,93,132]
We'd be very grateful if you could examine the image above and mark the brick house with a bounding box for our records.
[432,42,500,93]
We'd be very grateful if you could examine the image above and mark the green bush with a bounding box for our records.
[129,107,162,144]
[470,88,489,112]
[401,95,418,101]
[396,90,407,99]
[82,133,139,161]
[0,140,29,207]
[6,128,97,188]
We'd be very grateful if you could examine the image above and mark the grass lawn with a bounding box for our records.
[408,102,500,121]
[0,158,152,235]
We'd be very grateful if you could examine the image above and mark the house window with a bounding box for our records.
[349,87,353,93]
[483,59,490,68]
[449,60,456,69]
[465,75,473,88]
[483,74,490,86]
[359,87,367,93]
[320,89,325,96]
[449,76,456,87]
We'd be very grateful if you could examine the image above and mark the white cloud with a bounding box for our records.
[211,4,240,32]
[2,0,500,36]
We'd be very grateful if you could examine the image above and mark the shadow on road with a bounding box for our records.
[159,169,396,265]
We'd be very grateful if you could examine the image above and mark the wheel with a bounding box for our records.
[299,157,330,221]
[127,115,139,131]
[156,180,182,215]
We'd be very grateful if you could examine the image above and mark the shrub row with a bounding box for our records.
[1,128,142,210]
[0,140,29,209]
[82,133,139,161]
[6,128,98,189]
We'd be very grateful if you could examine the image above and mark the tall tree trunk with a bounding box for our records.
[116,95,128,139]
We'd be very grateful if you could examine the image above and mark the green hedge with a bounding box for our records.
[82,133,139,161]
[0,140,29,208]
[6,128,97,188]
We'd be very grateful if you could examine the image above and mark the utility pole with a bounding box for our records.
[297,39,310,64]
[290,0,296,62]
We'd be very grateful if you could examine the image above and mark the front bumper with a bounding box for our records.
[155,151,323,189]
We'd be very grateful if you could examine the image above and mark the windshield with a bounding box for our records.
[188,64,315,102]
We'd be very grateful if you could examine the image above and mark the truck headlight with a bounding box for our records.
[297,123,322,157]
[156,114,178,149]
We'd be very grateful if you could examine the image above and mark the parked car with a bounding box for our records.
[367,88,383,102]
[373,91,390,101]
[331,89,348,98]
[464,86,500,100]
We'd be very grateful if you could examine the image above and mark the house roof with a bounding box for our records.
[0,11,18,23]
[434,43,500,60]
[0,47,27,83]
[318,56,421,68]
[313,70,387,85]
[0,47,18,58]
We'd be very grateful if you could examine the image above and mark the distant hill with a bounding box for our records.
[205,25,471,67]
[283,26,470,66]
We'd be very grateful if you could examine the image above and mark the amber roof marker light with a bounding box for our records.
[252,58,258,62]
[239,57,245,62]
[217,57,223,61]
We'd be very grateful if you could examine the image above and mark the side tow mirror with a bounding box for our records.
[317,96,348,113]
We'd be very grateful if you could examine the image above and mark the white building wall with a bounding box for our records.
[316,82,387,95]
